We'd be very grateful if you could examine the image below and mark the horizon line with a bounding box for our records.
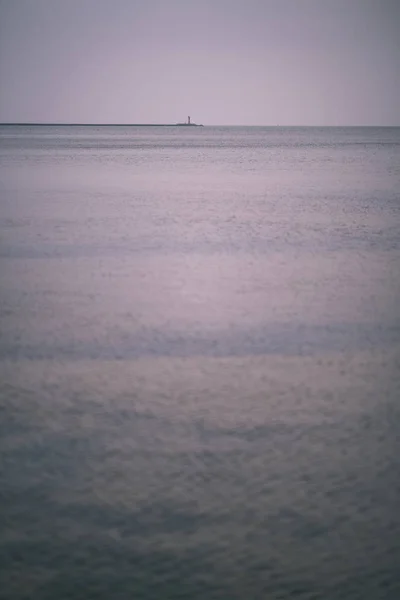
[0,122,399,127]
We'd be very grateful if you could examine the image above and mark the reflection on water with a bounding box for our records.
[1,126,400,598]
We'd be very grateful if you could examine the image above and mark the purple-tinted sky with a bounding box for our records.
[0,0,399,125]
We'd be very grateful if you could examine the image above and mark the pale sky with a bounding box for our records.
[0,0,399,125]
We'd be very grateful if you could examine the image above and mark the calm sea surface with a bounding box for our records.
[1,125,400,599]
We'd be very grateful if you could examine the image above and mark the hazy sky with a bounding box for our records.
[0,0,399,125]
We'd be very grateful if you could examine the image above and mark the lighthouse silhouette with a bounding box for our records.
[188,116,191,125]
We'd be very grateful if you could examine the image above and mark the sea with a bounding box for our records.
[1,125,399,599]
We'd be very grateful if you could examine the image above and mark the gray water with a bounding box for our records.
[1,125,400,599]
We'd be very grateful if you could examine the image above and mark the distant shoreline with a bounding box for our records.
[0,123,204,127]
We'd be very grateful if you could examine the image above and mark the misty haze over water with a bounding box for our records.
[1,125,400,599]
